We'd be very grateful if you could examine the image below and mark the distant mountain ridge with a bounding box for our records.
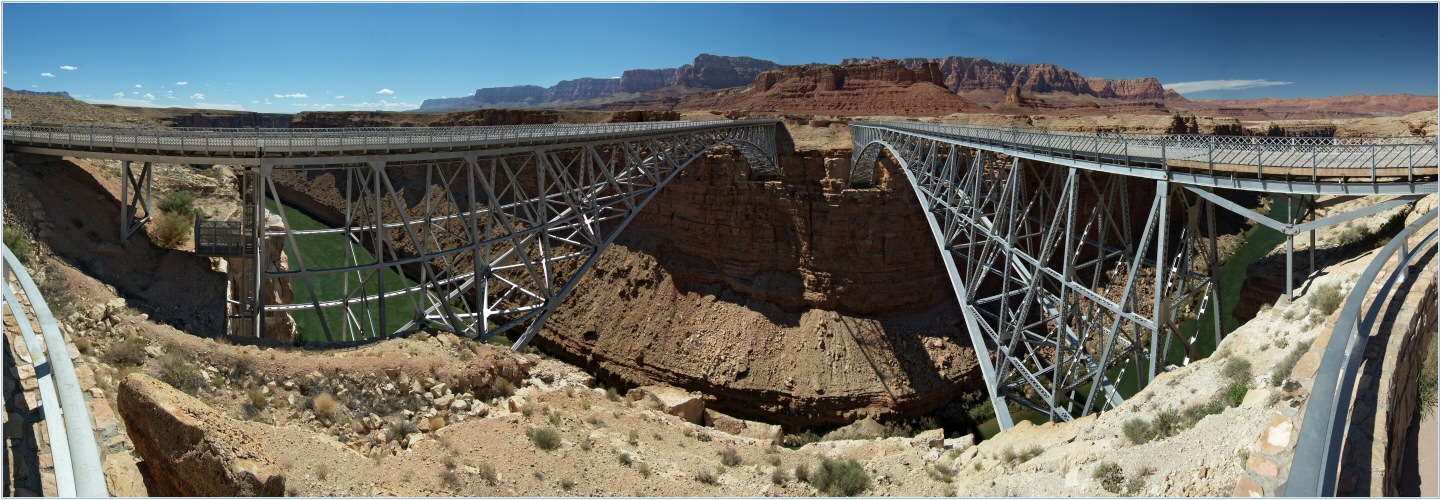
[4,87,73,99]
[841,56,1178,101]
[419,54,783,112]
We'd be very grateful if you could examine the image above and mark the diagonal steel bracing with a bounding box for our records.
[229,122,778,349]
[852,125,1222,427]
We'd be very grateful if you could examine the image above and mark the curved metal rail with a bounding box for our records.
[853,122,1438,195]
[2,246,109,497]
[1285,208,1438,497]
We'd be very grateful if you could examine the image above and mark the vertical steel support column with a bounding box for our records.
[371,161,387,337]
[120,159,130,241]
[252,163,269,339]
[1208,192,1223,344]
[1149,180,1169,384]
[1285,195,1295,302]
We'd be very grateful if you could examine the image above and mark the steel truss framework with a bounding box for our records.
[231,122,779,349]
[851,122,1437,428]
[3,121,778,349]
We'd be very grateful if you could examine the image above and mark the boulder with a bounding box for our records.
[912,428,944,448]
[117,373,285,496]
[703,409,783,445]
[627,385,705,424]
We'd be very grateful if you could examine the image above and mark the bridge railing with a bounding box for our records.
[862,121,1439,174]
[1285,208,1438,496]
[2,119,779,156]
[2,246,109,497]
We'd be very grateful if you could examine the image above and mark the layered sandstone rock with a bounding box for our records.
[843,56,1170,101]
[474,85,547,105]
[547,77,622,102]
[681,61,988,116]
[619,68,680,93]
[674,54,784,89]
[117,373,286,496]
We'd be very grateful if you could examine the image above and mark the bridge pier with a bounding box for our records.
[118,160,153,242]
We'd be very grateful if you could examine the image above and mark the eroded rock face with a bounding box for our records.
[474,85,547,105]
[225,214,296,342]
[117,373,285,497]
[547,77,623,102]
[682,61,987,116]
[843,56,1169,101]
[674,54,784,89]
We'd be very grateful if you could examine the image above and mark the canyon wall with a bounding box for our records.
[842,56,1171,101]
[679,61,988,116]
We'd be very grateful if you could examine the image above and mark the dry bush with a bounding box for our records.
[105,335,148,367]
[150,211,192,249]
[531,427,561,450]
[311,393,339,422]
[809,458,870,496]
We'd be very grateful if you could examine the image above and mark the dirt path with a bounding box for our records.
[1400,404,1438,496]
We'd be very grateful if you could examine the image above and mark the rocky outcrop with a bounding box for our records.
[426,109,560,126]
[225,214,296,342]
[547,77,622,102]
[843,56,1170,101]
[674,54,783,89]
[1185,94,1438,118]
[117,373,285,496]
[680,61,987,116]
[619,68,679,93]
[474,85,547,105]
[607,110,680,122]
[164,112,291,128]
[3,87,72,99]
[291,111,434,128]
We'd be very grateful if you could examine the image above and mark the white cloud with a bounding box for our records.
[142,93,156,100]
[134,84,143,88]
[176,81,189,85]
[191,93,205,100]
[113,92,126,98]
[291,103,336,110]
[344,99,420,111]
[376,88,394,95]
[86,96,163,107]
[59,66,77,71]
[1162,79,1294,95]
[40,72,55,77]
[273,93,308,98]
[251,100,260,104]
[335,95,345,99]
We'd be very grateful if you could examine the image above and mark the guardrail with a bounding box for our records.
[1,246,108,497]
[861,121,1439,174]
[2,119,779,157]
[1285,207,1438,496]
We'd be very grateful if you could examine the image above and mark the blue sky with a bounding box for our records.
[4,3,1436,113]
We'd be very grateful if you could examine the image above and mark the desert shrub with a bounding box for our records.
[1123,418,1149,444]
[548,411,561,426]
[4,227,32,266]
[795,463,811,483]
[637,462,651,478]
[312,393,339,422]
[1420,334,1438,420]
[246,387,268,410]
[73,338,93,354]
[150,211,192,249]
[618,451,632,466]
[388,419,419,442]
[1224,382,1249,407]
[1149,409,1183,440]
[719,447,742,467]
[784,430,820,448]
[1093,461,1125,494]
[157,191,196,216]
[531,427,561,450]
[560,478,575,491]
[157,351,203,394]
[809,458,870,496]
[1310,283,1345,318]
[771,468,788,484]
[1222,358,1253,384]
[1336,222,1372,247]
[628,428,639,445]
[315,463,328,480]
[1271,340,1313,386]
[1002,445,1043,466]
[477,462,497,485]
[925,462,956,483]
[441,470,461,490]
[1128,466,1156,495]
[695,431,712,443]
[694,468,717,485]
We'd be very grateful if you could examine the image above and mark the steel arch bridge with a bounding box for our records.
[850,121,1437,429]
[3,120,779,349]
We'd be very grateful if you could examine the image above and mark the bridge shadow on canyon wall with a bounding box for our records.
[4,156,227,336]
